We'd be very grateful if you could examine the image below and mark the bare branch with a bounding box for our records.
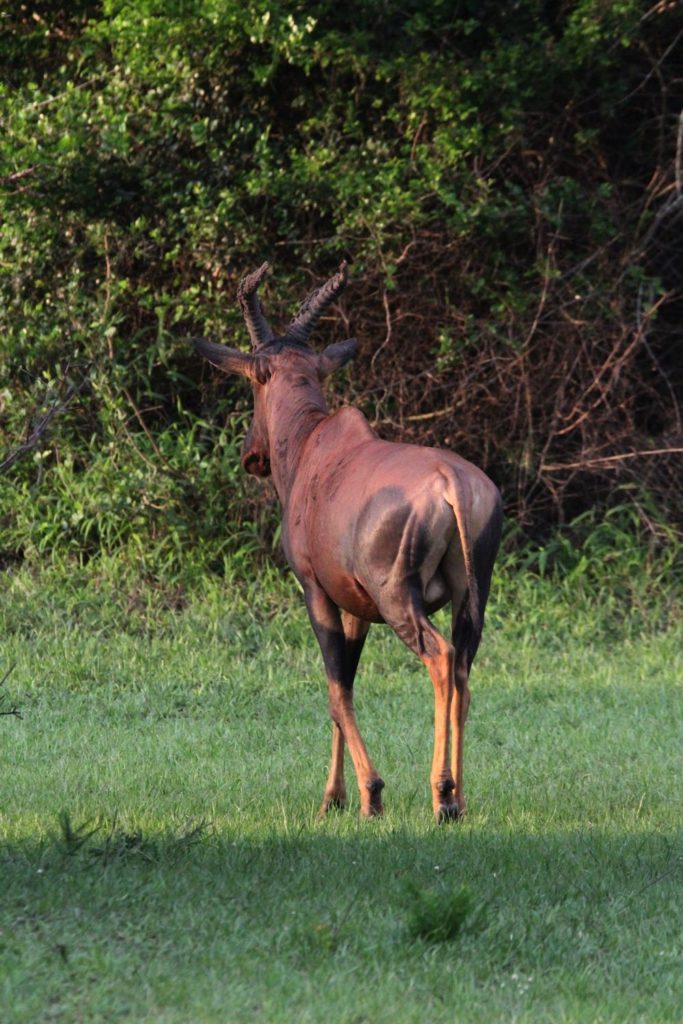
[370,289,393,373]
[541,448,683,472]
[676,108,683,197]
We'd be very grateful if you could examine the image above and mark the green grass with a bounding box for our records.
[0,565,681,1023]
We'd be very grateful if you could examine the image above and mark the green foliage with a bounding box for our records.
[1,396,274,580]
[1,1,681,579]
[495,500,682,636]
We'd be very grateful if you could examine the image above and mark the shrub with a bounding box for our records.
[1,1,681,580]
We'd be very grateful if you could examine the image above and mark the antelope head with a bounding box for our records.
[193,262,357,478]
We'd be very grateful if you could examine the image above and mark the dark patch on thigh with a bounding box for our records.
[354,487,410,569]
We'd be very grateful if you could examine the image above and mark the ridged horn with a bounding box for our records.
[237,262,274,349]
[288,261,348,344]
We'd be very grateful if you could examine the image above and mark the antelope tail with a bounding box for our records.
[439,466,481,636]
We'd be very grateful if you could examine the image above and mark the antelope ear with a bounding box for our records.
[318,338,358,378]
[191,337,271,384]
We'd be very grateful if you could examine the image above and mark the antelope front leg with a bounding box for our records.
[319,612,370,814]
[325,678,384,817]
[320,721,347,814]
[305,586,383,817]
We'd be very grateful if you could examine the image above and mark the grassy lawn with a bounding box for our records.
[1,570,681,1023]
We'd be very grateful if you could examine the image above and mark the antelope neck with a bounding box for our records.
[266,374,328,502]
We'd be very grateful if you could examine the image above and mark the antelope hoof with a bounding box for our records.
[318,792,347,817]
[436,801,462,824]
[362,777,385,818]
[433,780,464,822]
[361,803,384,818]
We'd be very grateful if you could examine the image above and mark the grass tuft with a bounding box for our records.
[57,810,99,856]
[404,881,475,943]
[89,821,159,866]
[54,812,210,867]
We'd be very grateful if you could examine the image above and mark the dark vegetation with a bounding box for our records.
[1,1,681,587]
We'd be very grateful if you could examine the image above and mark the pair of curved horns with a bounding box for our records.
[238,261,349,349]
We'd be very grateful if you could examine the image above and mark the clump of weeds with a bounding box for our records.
[55,810,209,867]
[404,881,476,944]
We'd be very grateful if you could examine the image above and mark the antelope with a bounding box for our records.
[193,262,502,821]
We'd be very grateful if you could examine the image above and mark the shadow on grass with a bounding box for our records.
[1,819,680,976]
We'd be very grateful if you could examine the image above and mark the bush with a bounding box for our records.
[1,1,681,580]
